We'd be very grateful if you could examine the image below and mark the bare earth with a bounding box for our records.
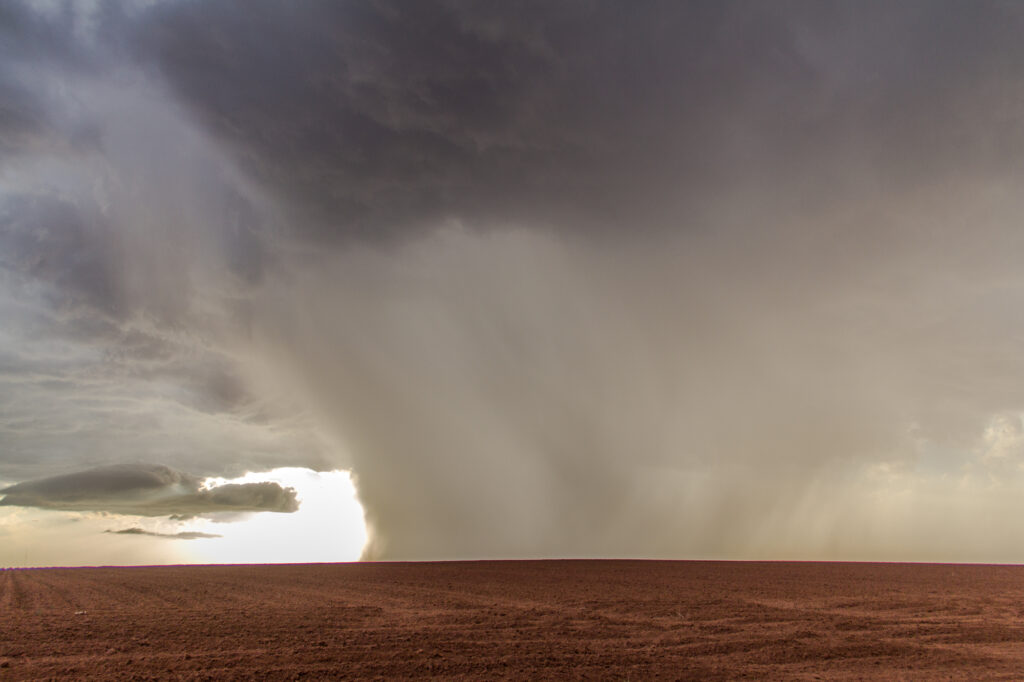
[3,560,1024,680]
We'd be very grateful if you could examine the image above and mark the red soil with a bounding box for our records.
[2,560,1024,679]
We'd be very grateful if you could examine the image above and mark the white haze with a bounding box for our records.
[244,192,1024,560]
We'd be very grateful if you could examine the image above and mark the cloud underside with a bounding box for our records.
[0,464,299,516]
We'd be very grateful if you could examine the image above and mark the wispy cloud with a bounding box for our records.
[105,527,221,540]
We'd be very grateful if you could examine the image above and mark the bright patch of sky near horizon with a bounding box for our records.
[184,468,367,565]
[0,469,366,568]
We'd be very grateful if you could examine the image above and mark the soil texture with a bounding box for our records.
[3,560,1024,679]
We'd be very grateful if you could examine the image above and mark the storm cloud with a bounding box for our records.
[0,464,299,516]
[4,1,1024,562]
[133,1,1024,243]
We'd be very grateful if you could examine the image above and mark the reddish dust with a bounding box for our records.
[2,560,1024,679]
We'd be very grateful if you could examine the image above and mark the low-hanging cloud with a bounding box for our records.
[0,464,299,516]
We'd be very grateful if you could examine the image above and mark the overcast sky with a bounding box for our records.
[4,0,1024,563]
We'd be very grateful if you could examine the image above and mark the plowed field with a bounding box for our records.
[3,560,1024,679]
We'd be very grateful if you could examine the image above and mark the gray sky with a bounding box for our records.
[4,0,1024,563]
